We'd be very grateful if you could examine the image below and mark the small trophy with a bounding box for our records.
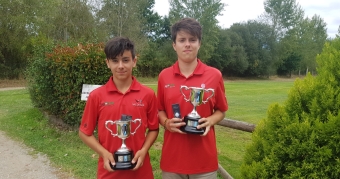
[105,114,141,170]
[180,85,214,134]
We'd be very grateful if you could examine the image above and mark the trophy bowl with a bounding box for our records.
[105,114,141,170]
[180,86,214,135]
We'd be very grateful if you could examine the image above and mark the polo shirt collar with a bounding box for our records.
[106,76,141,92]
[173,59,205,76]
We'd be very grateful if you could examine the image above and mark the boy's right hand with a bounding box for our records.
[102,151,115,172]
[165,118,186,134]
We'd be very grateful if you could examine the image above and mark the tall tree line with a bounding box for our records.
[0,0,332,79]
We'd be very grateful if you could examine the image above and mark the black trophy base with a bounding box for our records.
[180,116,205,135]
[110,150,136,170]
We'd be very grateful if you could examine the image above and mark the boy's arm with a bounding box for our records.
[132,129,159,170]
[198,73,228,136]
[79,130,115,172]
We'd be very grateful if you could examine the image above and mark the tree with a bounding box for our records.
[0,0,44,78]
[261,0,327,76]
[50,0,97,42]
[136,15,174,77]
[277,51,301,77]
[261,0,304,75]
[97,0,149,51]
[263,0,304,40]
[208,29,232,72]
[278,14,327,76]
[139,0,165,41]
[247,20,278,77]
[168,0,225,63]
[296,15,327,75]
[228,21,277,77]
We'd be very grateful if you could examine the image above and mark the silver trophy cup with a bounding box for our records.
[105,114,141,170]
[180,85,214,134]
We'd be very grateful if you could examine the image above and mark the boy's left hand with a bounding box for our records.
[131,148,147,170]
[197,117,212,136]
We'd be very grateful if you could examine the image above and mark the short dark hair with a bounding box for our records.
[104,37,135,60]
[171,18,202,43]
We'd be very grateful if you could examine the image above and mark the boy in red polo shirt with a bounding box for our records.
[79,37,159,179]
[157,18,228,178]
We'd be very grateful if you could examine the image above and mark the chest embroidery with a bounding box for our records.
[132,99,144,107]
[165,84,175,88]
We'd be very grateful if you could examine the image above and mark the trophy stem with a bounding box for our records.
[189,106,200,118]
[118,138,129,152]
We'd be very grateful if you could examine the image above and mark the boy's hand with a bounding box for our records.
[197,117,211,136]
[102,151,115,172]
[131,148,147,170]
[197,110,225,136]
[165,118,186,134]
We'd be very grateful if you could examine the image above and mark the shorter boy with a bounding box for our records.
[79,37,159,179]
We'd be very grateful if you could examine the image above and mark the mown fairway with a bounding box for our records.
[0,78,296,179]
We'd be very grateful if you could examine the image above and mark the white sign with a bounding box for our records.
[81,84,102,101]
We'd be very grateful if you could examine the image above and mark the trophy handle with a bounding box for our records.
[105,120,118,137]
[202,88,215,104]
[130,118,141,135]
[180,85,190,102]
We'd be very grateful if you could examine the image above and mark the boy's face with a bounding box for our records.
[106,50,136,82]
[173,30,201,63]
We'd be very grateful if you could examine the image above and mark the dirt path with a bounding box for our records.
[0,131,74,179]
[0,87,26,91]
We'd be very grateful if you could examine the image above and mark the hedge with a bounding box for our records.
[27,41,110,126]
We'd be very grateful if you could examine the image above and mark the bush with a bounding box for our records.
[27,40,110,126]
[26,36,55,110]
[241,38,340,178]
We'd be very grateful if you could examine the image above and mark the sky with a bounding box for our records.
[153,0,339,38]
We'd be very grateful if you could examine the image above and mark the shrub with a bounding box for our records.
[241,38,340,178]
[48,43,110,125]
[26,36,56,110]
[27,40,110,126]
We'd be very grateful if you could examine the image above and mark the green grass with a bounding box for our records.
[225,80,293,124]
[0,90,97,179]
[217,80,294,178]
[0,79,296,179]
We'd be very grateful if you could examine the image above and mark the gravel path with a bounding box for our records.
[0,131,74,179]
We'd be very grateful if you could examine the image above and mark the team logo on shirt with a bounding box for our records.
[165,84,175,88]
[133,99,144,107]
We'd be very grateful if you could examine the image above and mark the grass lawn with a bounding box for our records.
[218,79,294,178]
[0,78,296,179]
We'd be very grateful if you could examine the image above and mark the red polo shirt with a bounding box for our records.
[157,59,228,174]
[80,76,158,179]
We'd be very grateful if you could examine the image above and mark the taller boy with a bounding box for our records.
[157,18,228,178]
[79,37,159,179]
